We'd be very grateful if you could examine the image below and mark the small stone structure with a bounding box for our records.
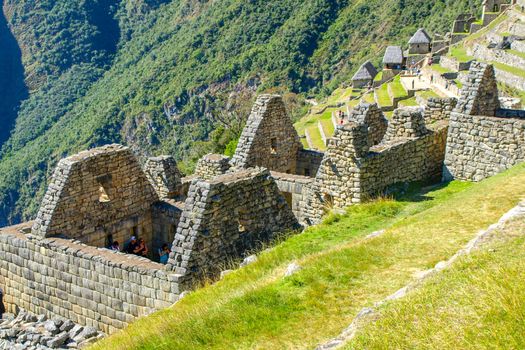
[351,61,378,88]
[408,28,432,54]
[347,103,388,146]
[383,46,404,70]
[144,156,184,200]
[194,153,231,180]
[231,94,303,173]
[31,144,159,249]
[444,61,525,181]
[166,168,299,288]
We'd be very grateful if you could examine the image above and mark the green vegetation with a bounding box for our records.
[374,71,383,82]
[449,45,474,63]
[306,124,326,151]
[376,84,392,107]
[498,82,525,105]
[93,163,525,350]
[350,221,525,349]
[398,97,419,107]
[389,76,408,99]
[416,89,441,100]
[491,61,525,78]
[430,63,454,74]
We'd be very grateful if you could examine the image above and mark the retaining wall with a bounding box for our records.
[0,224,179,335]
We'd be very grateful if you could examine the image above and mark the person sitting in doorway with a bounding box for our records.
[125,236,138,254]
[134,237,149,257]
[109,241,120,252]
[0,288,5,320]
[158,244,171,265]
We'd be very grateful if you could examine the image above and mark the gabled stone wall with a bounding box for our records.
[32,145,159,249]
[454,61,500,117]
[231,95,303,173]
[144,156,184,200]
[166,168,299,288]
[348,103,388,146]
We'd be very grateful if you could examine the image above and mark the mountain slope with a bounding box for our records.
[91,163,525,350]
[0,0,480,225]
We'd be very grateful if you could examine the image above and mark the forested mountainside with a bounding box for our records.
[0,0,480,226]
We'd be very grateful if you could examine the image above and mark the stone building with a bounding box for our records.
[351,61,378,88]
[382,46,404,70]
[408,28,432,54]
[31,144,159,249]
[444,61,525,181]
[231,94,303,174]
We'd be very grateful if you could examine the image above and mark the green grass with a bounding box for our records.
[306,124,326,150]
[363,93,376,104]
[506,49,525,60]
[491,61,525,78]
[416,89,440,100]
[374,71,383,83]
[448,46,474,63]
[349,220,525,349]
[389,76,408,99]
[430,63,454,75]
[93,163,525,350]
[375,84,392,107]
[465,12,509,44]
[320,118,335,138]
[398,97,419,107]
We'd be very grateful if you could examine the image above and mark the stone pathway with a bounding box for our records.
[315,200,525,349]
[0,310,105,350]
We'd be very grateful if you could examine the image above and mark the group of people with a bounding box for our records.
[108,236,171,264]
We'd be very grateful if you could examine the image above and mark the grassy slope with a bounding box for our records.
[93,163,525,350]
[350,219,525,349]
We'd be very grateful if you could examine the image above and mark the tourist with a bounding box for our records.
[125,236,138,254]
[159,244,171,264]
[109,241,120,252]
[0,288,5,320]
[134,238,149,257]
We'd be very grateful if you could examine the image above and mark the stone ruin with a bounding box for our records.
[444,61,525,181]
[1,62,525,335]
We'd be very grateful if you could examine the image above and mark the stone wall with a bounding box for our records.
[151,200,184,261]
[384,107,428,140]
[348,103,388,146]
[166,168,299,288]
[144,156,184,200]
[31,145,159,250]
[443,61,525,181]
[0,224,179,335]
[424,97,458,123]
[443,112,525,181]
[296,149,324,177]
[231,95,303,173]
[194,154,231,180]
[470,44,525,72]
[455,61,500,116]
[270,171,314,226]
[304,109,448,224]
